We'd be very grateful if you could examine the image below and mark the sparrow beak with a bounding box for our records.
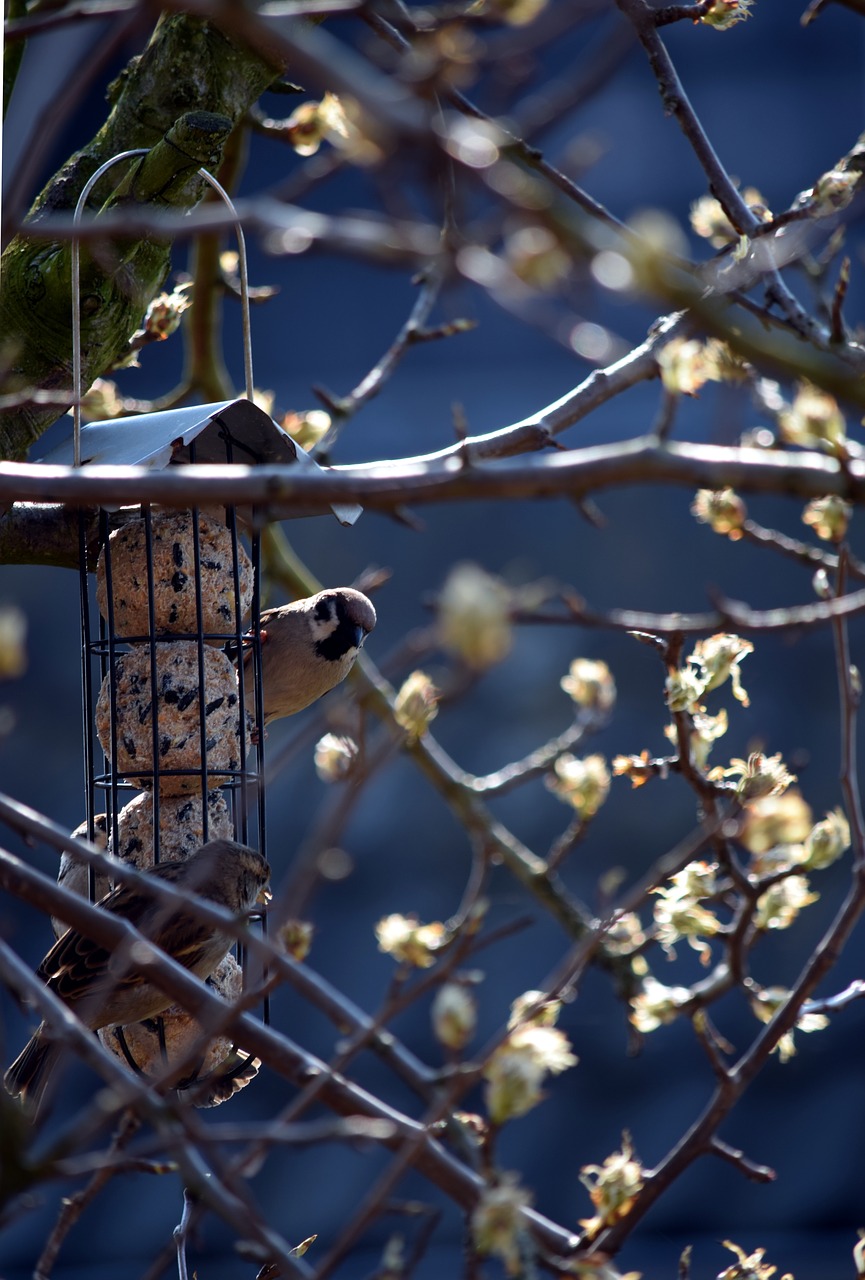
[256,885,272,906]
[353,625,367,649]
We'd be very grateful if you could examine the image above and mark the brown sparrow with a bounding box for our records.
[247,588,376,728]
[4,838,270,1111]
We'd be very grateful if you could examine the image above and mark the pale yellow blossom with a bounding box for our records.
[375,913,447,967]
[394,671,439,738]
[483,0,548,24]
[432,983,477,1051]
[801,807,850,870]
[690,187,768,245]
[438,562,512,669]
[691,488,747,539]
[251,388,275,417]
[277,919,314,962]
[740,791,813,856]
[612,750,657,789]
[604,911,646,957]
[314,733,359,783]
[81,378,124,422]
[653,861,721,964]
[718,1239,793,1279]
[779,382,846,452]
[505,224,570,288]
[665,667,706,713]
[749,984,829,1062]
[630,977,692,1033]
[675,860,719,899]
[285,92,352,156]
[142,283,192,340]
[665,708,729,771]
[802,494,852,542]
[658,337,709,396]
[715,752,796,799]
[580,1134,645,1237]
[546,753,610,817]
[560,658,616,714]
[0,606,27,679]
[812,167,861,215]
[690,194,733,245]
[507,989,562,1030]
[484,1023,577,1123]
[755,875,818,930]
[689,633,753,706]
[701,0,755,29]
[702,339,752,384]
[280,409,331,451]
[470,1175,532,1277]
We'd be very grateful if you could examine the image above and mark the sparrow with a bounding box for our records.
[54,814,111,938]
[4,838,270,1112]
[247,587,376,728]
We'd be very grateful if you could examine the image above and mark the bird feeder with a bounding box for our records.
[41,150,360,1106]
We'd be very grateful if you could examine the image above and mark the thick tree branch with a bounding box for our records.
[0,436,859,522]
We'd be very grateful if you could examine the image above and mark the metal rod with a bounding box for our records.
[197,168,255,401]
[71,155,256,471]
[71,149,148,468]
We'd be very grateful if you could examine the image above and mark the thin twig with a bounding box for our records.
[830,256,851,345]
[708,1137,776,1184]
[798,0,865,22]
[830,547,865,862]
[311,268,456,454]
[739,518,865,582]
[534,579,865,635]
[341,5,636,243]
[691,1013,733,1083]
[546,814,589,873]
[803,978,865,1014]
[614,0,818,338]
[653,1,713,23]
[174,1188,196,1280]
[34,1112,140,1280]
[458,714,604,797]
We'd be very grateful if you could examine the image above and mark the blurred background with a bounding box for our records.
[2,1,865,1275]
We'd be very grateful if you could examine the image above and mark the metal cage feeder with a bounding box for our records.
[42,150,359,1106]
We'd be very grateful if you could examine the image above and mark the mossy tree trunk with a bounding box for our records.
[0,14,285,460]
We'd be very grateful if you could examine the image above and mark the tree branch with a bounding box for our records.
[0,436,862,523]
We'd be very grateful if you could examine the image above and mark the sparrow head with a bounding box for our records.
[307,588,377,664]
[183,838,271,914]
[252,587,377,725]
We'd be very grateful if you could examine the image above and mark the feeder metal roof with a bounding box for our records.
[38,398,362,526]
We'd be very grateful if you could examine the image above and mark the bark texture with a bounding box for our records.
[0,14,285,460]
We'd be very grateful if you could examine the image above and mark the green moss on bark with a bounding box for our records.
[0,14,285,460]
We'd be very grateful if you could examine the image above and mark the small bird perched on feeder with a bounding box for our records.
[246,587,376,730]
[4,839,271,1112]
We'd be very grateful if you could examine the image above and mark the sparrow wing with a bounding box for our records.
[38,862,215,1005]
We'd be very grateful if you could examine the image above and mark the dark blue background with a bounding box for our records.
[2,3,865,1276]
